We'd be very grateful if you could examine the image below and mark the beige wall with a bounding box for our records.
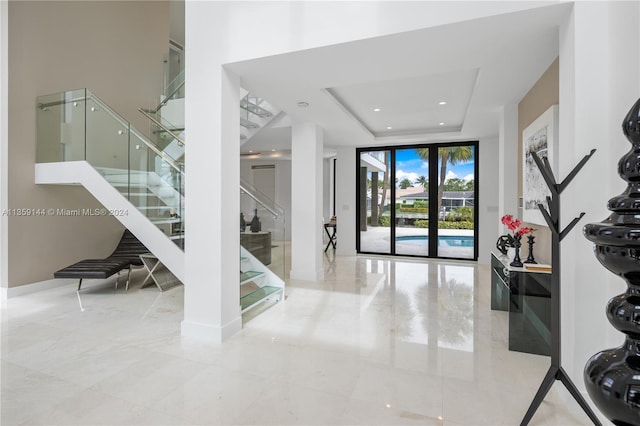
[517,57,559,265]
[7,1,170,287]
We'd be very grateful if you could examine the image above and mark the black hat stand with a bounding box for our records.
[520,149,601,426]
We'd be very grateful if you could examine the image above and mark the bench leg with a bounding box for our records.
[77,278,83,291]
[125,266,132,291]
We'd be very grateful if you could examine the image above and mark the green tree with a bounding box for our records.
[417,147,474,218]
[415,175,428,191]
[443,177,467,191]
[399,178,412,189]
[464,179,474,191]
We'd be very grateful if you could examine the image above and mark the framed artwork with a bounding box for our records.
[522,104,558,226]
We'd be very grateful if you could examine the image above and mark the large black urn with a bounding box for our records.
[583,98,640,425]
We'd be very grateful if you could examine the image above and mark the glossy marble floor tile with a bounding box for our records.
[2,255,596,425]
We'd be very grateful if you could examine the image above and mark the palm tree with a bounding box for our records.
[416,146,473,218]
[415,175,428,191]
[399,178,412,189]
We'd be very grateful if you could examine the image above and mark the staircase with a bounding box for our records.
[35,88,185,281]
[35,86,285,316]
[240,248,284,312]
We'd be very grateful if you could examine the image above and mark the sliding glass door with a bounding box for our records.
[395,148,430,256]
[357,142,477,261]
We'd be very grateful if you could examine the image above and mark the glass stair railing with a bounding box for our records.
[138,108,185,164]
[148,69,185,115]
[36,88,185,249]
[240,177,286,313]
[239,93,278,135]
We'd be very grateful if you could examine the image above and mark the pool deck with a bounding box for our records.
[358,225,475,259]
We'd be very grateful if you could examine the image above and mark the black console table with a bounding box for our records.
[491,252,551,356]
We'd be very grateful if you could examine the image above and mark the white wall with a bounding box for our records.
[201,1,559,65]
[335,146,357,256]
[478,137,500,264]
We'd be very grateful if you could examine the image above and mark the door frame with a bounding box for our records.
[355,141,479,261]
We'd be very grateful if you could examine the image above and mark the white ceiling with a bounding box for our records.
[229,3,570,156]
[328,68,478,136]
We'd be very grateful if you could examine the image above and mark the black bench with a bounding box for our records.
[54,230,149,291]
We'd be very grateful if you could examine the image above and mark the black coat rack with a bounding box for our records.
[520,149,601,425]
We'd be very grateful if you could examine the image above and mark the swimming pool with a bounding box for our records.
[396,235,474,247]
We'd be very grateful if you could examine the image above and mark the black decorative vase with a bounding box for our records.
[496,235,510,256]
[240,212,246,232]
[510,235,523,267]
[524,235,537,264]
[583,98,640,426]
[250,209,261,233]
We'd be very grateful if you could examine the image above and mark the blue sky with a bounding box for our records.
[394,148,475,186]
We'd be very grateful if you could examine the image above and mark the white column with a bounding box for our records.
[290,122,324,281]
[336,146,356,255]
[559,1,640,395]
[182,3,241,342]
[498,104,518,222]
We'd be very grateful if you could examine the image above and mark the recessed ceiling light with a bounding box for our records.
[439,101,447,105]
[373,108,381,112]
[386,126,393,130]
[297,101,309,108]
[271,149,276,152]
[439,122,445,126]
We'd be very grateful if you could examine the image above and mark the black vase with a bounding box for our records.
[583,98,640,425]
[524,234,537,264]
[240,212,246,232]
[510,235,523,267]
[250,209,261,233]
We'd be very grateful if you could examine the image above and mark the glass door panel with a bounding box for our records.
[436,145,476,260]
[359,150,391,254]
[395,148,430,256]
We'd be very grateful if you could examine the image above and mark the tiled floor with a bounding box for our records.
[2,253,594,425]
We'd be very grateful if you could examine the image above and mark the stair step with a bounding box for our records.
[240,285,281,312]
[151,218,182,225]
[137,206,174,211]
[240,117,260,129]
[240,99,273,118]
[240,270,264,284]
[126,192,157,197]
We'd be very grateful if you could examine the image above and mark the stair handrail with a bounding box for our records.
[240,177,284,219]
[86,93,185,177]
[147,70,185,114]
[138,108,185,146]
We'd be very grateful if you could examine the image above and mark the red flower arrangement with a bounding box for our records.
[501,214,535,240]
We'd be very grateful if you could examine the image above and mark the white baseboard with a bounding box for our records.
[1,278,76,300]
[181,316,242,343]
